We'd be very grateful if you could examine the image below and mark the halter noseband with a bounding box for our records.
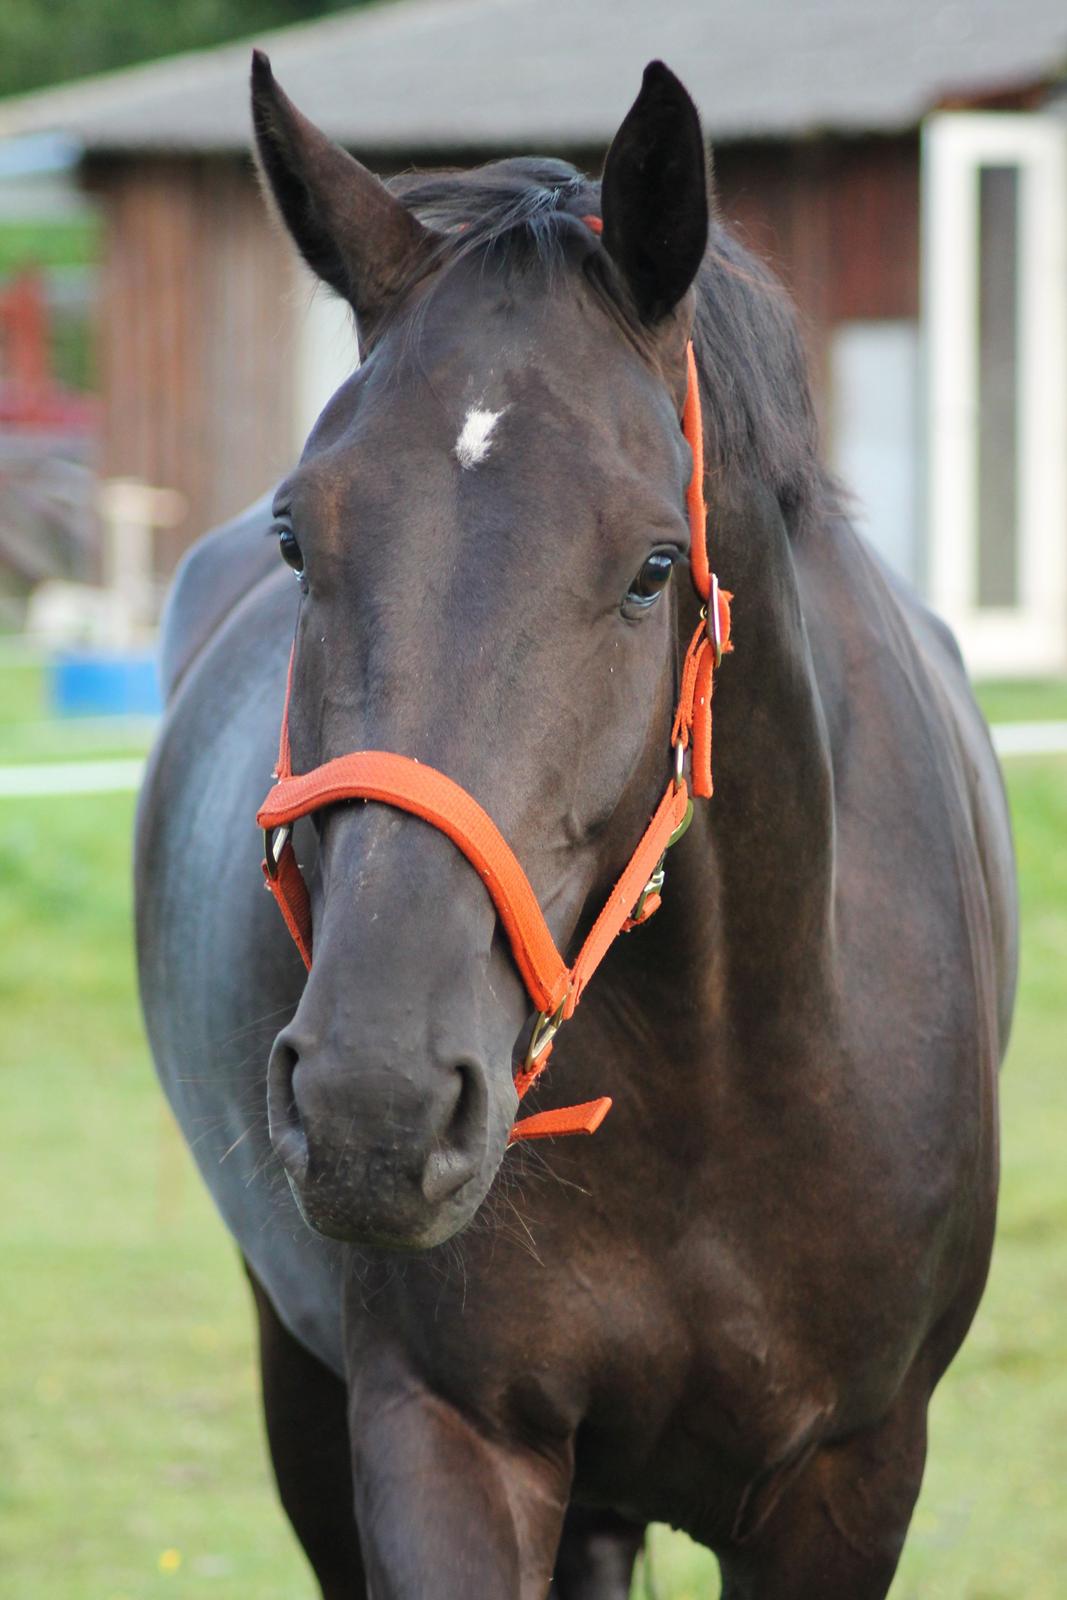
[258,300,732,1144]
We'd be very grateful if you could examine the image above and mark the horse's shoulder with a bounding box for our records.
[815,516,976,731]
[817,518,1018,1045]
[873,555,966,680]
[159,493,279,701]
[877,561,996,773]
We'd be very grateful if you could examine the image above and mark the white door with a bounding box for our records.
[923,112,1067,675]
[293,270,359,453]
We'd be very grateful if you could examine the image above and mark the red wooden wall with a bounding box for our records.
[714,135,921,429]
[86,156,296,572]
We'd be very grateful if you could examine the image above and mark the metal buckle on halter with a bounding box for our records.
[630,858,667,922]
[524,1001,565,1070]
[670,745,695,839]
[630,758,695,922]
[667,799,694,848]
[262,824,290,880]
[706,572,723,669]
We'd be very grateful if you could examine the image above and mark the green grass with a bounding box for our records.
[0,657,157,763]
[0,792,313,1599]
[0,683,1065,1597]
[0,219,101,275]
[1,666,1064,770]
[975,678,1067,726]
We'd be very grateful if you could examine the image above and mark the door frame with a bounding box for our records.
[923,111,1067,675]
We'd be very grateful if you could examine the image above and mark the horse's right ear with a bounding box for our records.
[250,50,433,332]
[600,61,710,326]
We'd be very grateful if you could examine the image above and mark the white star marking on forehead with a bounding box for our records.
[454,406,506,469]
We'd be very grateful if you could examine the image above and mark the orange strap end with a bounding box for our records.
[622,891,661,931]
[262,841,313,970]
[508,1097,612,1144]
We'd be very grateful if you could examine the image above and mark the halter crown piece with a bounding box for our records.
[258,218,732,1144]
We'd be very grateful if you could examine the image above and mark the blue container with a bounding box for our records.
[50,649,163,717]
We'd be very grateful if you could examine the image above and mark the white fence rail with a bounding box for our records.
[1,722,1066,800]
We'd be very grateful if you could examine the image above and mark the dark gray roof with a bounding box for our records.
[1,0,1065,156]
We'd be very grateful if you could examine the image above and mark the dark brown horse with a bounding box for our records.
[135,55,1017,1599]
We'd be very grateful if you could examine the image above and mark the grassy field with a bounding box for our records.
[0,219,100,276]
[1,673,1065,1598]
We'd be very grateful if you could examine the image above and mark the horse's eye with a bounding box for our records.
[624,549,677,614]
[277,524,304,577]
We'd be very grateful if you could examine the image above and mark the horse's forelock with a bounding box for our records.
[380,158,830,537]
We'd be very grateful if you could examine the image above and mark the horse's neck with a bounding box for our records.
[630,480,838,1052]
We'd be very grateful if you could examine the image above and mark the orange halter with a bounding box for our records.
[258,300,731,1144]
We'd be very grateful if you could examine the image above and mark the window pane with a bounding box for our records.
[831,320,921,587]
[977,164,1019,608]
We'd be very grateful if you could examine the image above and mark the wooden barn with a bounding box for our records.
[1,0,1065,672]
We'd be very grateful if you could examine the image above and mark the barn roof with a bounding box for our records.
[0,0,1065,158]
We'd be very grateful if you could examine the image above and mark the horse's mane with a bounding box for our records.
[388,157,831,539]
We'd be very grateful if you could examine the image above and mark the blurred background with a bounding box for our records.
[0,2,1064,1596]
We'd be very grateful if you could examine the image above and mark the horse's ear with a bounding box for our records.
[250,50,433,331]
[600,61,710,325]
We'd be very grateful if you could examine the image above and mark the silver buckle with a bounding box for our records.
[262,824,290,880]
[707,572,723,669]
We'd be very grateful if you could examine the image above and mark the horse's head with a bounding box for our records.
[253,54,710,1248]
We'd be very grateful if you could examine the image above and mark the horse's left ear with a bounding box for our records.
[600,61,710,325]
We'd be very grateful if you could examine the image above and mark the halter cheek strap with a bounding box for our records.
[258,324,731,1144]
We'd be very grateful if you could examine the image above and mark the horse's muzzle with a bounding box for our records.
[266,1030,502,1248]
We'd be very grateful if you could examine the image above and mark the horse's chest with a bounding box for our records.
[570,1305,831,1540]
[554,1237,833,1527]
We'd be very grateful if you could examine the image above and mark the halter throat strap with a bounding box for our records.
[257,333,731,1143]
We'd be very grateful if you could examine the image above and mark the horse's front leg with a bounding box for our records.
[551,1505,645,1598]
[348,1350,571,1599]
[716,1380,930,1600]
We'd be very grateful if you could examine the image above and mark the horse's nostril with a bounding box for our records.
[421,1059,488,1206]
[268,1038,494,1224]
[267,1040,309,1186]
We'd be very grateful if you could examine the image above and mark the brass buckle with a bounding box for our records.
[630,857,667,922]
[667,798,694,848]
[629,773,695,922]
[262,824,290,880]
[524,1001,565,1070]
